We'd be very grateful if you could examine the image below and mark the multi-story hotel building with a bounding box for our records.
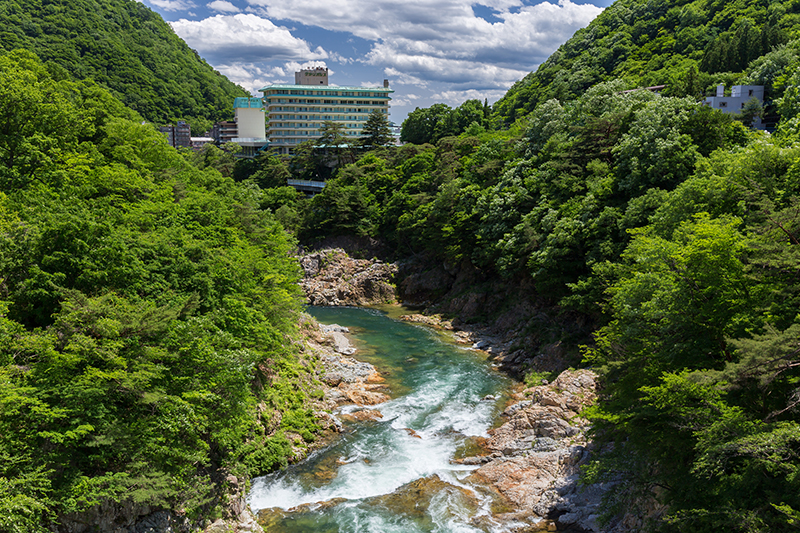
[260,68,393,155]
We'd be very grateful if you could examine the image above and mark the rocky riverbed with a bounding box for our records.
[257,249,632,531]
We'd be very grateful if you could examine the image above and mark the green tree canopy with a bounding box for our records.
[359,109,394,148]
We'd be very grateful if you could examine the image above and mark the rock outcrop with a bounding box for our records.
[461,369,614,532]
[299,249,397,306]
[302,319,392,409]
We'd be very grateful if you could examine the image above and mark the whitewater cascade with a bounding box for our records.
[248,306,511,532]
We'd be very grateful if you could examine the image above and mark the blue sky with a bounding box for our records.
[141,0,614,124]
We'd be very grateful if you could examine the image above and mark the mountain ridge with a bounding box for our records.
[0,0,248,132]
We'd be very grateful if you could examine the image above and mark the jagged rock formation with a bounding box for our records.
[462,369,617,532]
[303,319,392,409]
[299,249,398,306]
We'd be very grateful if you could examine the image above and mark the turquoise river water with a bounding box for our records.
[247,306,513,532]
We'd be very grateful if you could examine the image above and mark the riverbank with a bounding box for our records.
[398,313,614,532]
[286,248,629,532]
[203,314,391,533]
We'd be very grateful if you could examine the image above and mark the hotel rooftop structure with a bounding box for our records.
[260,68,393,155]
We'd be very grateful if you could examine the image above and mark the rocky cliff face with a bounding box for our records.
[463,369,609,532]
[397,254,592,378]
[299,249,398,306]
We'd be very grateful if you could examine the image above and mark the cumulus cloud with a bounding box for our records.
[372,48,529,89]
[170,14,328,64]
[431,88,508,106]
[245,0,601,88]
[169,14,332,93]
[207,0,240,13]
[149,0,197,11]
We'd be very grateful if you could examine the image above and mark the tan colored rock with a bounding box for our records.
[342,388,390,406]
[299,249,398,306]
[460,369,602,531]
[364,475,478,521]
[339,409,384,422]
[365,371,385,384]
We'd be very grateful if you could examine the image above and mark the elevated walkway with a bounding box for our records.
[288,179,326,194]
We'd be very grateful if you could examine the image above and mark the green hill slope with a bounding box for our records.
[494,0,795,122]
[0,0,248,131]
[0,49,318,532]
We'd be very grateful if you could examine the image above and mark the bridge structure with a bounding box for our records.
[287,179,326,194]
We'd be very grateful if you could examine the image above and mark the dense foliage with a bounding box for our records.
[0,0,248,132]
[256,33,800,530]
[400,99,492,144]
[493,0,797,123]
[0,50,320,531]
[8,0,800,530]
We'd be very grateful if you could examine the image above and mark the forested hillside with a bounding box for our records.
[0,0,247,132]
[0,50,320,532]
[240,0,800,527]
[494,0,796,122]
[5,0,800,529]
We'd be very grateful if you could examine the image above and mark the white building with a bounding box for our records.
[704,85,765,128]
[260,70,393,155]
[231,97,268,158]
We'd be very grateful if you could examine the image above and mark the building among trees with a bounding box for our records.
[260,69,393,155]
[230,96,269,158]
[159,120,192,148]
[206,97,269,158]
[704,84,765,128]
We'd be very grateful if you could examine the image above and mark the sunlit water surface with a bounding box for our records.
[248,306,511,532]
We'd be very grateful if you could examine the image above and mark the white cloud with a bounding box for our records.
[170,14,328,63]
[284,60,330,72]
[431,88,508,106]
[371,48,529,89]
[245,0,601,85]
[207,0,240,13]
[149,0,197,11]
[169,14,332,93]
[328,52,353,64]
[391,93,424,107]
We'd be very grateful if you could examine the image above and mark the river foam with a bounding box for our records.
[248,306,510,532]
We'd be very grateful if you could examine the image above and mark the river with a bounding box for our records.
[248,305,513,532]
